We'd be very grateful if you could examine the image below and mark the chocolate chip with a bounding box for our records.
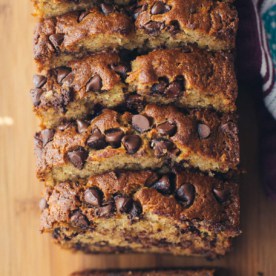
[164,80,183,98]
[49,33,64,51]
[67,147,88,169]
[151,176,171,194]
[100,3,114,15]
[87,128,106,149]
[151,1,170,15]
[62,72,75,86]
[213,187,230,203]
[133,4,147,19]
[78,11,90,22]
[40,129,55,147]
[157,121,176,136]
[86,74,102,92]
[76,119,89,133]
[132,114,151,133]
[151,139,174,157]
[111,64,128,79]
[122,135,142,154]
[33,75,47,88]
[175,183,195,206]
[125,94,145,112]
[166,20,180,35]
[52,228,61,239]
[84,187,102,206]
[151,78,169,94]
[143,21,164,35]
[70,210,89,229]
[95,202,114,217]
[39,198,48,210]
[55,67,71,84]
[30,88,43,106]
[198,123,211,139]
[105,128,124,148]
[57,122,71,131]
[129,201,142,219]
[115,196,133,213]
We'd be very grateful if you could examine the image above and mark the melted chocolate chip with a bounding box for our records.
[40,129,55,147]
[157,121,177,136]
[115,196,133,213]
[84,187,102,206]
[151,1,170,15]
[151,139,174,157]
[213,187,230,203]
[166,20,180,35]
[70,210,90,229]
[76,119,89,133]
[86,74,102,92]
[129,201,142,219]
[30,88,43,106]
[55,67,71,84]
[176,183,195,206]
[125,94,145,112]
[122,135,142,154]
[143,21,164,36]
[111,64,128,79]
[151,175,172,194]
[151,78,169,94]
[96,202,114,217]
[49,33,64,51]
[198,123,211,139]
[164,79,183,98]
[33,75,47,88]
[67,147,88,169]
[87,128,106,149]
[105,128,124,148]
[132,114,151,133]
[100,3,114,15]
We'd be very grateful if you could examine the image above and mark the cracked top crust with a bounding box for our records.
[40,169,240,232]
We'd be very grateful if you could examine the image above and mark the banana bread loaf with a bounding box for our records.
[32,0,131,18]
[72,268,216,275]
[35,104,239,184]
[40,169,240,257]
[33,0,238,70]
[31,47,237,128]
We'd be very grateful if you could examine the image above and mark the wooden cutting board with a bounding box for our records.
[0,0,275,275]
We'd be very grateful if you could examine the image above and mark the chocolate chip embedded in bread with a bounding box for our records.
[151,175,172,194]
[122,135,142,154]
[40,129,55,147]
[198,123,211,139]
[133,4,147,19]
[100,3,114,15]
[55,67,71,84]
[49,33,64,51]
[157,121,177,136]
[166,20,180,35]
[84,187,102,206]
[213,187,230,203]
[111,64,128,79]
[176,183,195,206]
[151,139,174,157]
[151,1,170,15]
[70,210,90,229]
[30,88,43,106]
[78,11,90,22]
[132,114,151,133]
[87,128,106,149]
[143,21,165,35]
[33,75,47,88]
[67,147,88,169]
[115,196,133,213]
[164,80,183,98]
[76,119,89,134]
[95,202,114,217]
[129,201,142,219]
[86,74,102,92]
[105,128,124,148]
[151,78,169,94]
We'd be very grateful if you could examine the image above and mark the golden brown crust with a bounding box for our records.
[135,0,238,50]
[40,170,240,257]
[33,1,238,70]
[35,104,240,184]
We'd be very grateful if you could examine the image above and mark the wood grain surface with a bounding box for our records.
[0,1,276,275]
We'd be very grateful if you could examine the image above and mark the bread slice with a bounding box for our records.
[40,169,240,257]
